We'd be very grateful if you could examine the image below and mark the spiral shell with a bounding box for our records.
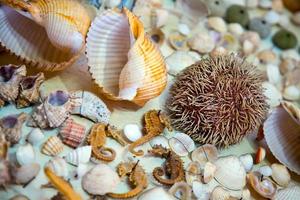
[86,8,167,106]
[42,136,64,156]
[64,145,91,166]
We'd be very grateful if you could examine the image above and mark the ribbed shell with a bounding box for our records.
[64,145,91,166]
[275,186,300,200]
[0,0,91,71]
[42,136,64,156]
[86,8,167,106]
[59,118,86,148]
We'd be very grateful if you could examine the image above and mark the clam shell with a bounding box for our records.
[42,136,64,156]
[16,143,35,166]
[123,123,143,142]
[64,145,92,166]
[185,161,202,185]
[86,8,167,106]
[0,65,26,102]
[46,157,68,179]
[275,185,300,200]
[16,72,45,108]
[69,91,110,123]
[82,164,120,195]
[247,172,277,199]
[0,113,27,144]
[138,187,176,200]
[264,103,300,174]
[59,118,86,148]
[239,154,253,172]
[0,0,91,71]
[13,163,40,185]
[214,156,246,190]
[271,163,291,187]
[169,132,195,157]
[149,135,169,149]
[28,90,71,129]
[168,181,192,200]
[26,128,44,146]
[191,144,218,168]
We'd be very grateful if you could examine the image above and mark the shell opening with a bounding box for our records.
[20,76,37,90]
[0,66,17,82]
[2,116,18,128]
[48,91,69,106]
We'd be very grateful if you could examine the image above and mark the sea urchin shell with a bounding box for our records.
[167,54,269,148]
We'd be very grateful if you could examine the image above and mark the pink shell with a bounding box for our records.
[59,118,85,148]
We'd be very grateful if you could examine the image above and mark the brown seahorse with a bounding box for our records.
[128,110,173,156]
[87,123,116,162]
[107,161,148,199]
[149,144,184,186]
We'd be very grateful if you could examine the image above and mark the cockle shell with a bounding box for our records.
[138,187,176,200]
[214,156,246,190]
[82,164,120,195]
[0,0,91,71]
[239,154,253,172]
[12,163,40,185]
[0,65,26,102]
[26,128,44,146]
[264,102,300,174]
[275,185,300,200]
[203,162,217,183]
[123,123,143,142]
[271,163,291,187]
[46,157,68,179]
[16,143,35,166]
[69,91,110,123]
[191,144,218,168]
[185,161,201,185]
[42,136,64,156]
[169,132,195,157]
[247,172,277,199]
[16,72,45,108]
[0,113,27,144]
[240,31,261,51]
[86,8,167,106]
[28,90,71,129]
[169,181,192,200]
[64,145,91,166]
[59,118,86,148]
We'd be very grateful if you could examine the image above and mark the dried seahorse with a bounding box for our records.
[149,144,184,186]
[129,110,173,156]
[87,123,116,162]
[107,161,148,199]
[106,124,127,146]
[44,167,82,200]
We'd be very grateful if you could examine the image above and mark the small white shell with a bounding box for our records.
[46,157,68,179]
[266,64,281,85]
[191,144,218,168]
[192,181,210,200]
[169,132,195,157]
[64,145,92,166]
[210,186,231,200]
[138,187,176,200]
[258,165,272,177]
[228,23,244,35]
[16,143,35,166]
[185,161,202,185]
[13,163,40,185]
[169,181,192,200]
[262,82,282,107]
[242,40,255,55]
[283,85,300,101]
[264,11,280,25]
[271,163,291,187]
[239,154,253,172]
[188,32,215,54]
[73,163,89,179]
[203,162,216,183]
[246,0,259,8]
[259,0,272,9]
[281,49,300,61]
[207,17,227,33]
[178,23,190,36]
[166,51,198,76]
[149,136,169,149]
[26,128,44,145]
[123,124,143,142]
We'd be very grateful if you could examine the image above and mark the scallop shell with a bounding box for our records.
[247,172,277,199]
[82,164,120,195]
[16,72,45,108]
[0,0,91,71]
[214,156,246,190]
[28,90,71,129]
[16,143,35,166]
[191,144,218,168]
[69,91,110,124]
[26,128,44,146]
[264,103,300,174]
[275,185,300,200]
[149,135,169,149]
[185,161,201,185]
[169,181,192,200]
[0,113,27,144]
[46,156,68,179]
[86,8,167,106]
[138,187,176,200]
[0,64,26,102]
[42,136,64,156]
[12,163,40,185]
[271,163,291,187]
[59,118,86,148]
[169,132,195,157]
[64,145,92,166]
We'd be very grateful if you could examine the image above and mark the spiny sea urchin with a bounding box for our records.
[167,54,269,148]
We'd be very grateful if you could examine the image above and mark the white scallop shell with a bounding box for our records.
[138,187,176,200]
[149,136,169,149]
[192,181,210,200]
[271,163,291,187]
[16,143,35,166]
[185,161,202,185]
[26,128,44,146]
[275,185,300,200]
[42,136,64,156]
[264,104,300,174]
[64,145,92,166]
[258,165,272,177]
[123,124,143,142]
[82,164,120,195]
[191,144,218,168]
[13,163,40,185]
[70,91,111,123]
[46,157,68,179]
[214,156,246,190]
[169,132,195,157]
[239,154,253,172]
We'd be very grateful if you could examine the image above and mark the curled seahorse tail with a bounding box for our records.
[128,134,155,156]
[107,186,144,199]
[92,146,116,162]
[153,168,180,185]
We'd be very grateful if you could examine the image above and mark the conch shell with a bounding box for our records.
[0,0,91,71]
[86,8,167,106]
